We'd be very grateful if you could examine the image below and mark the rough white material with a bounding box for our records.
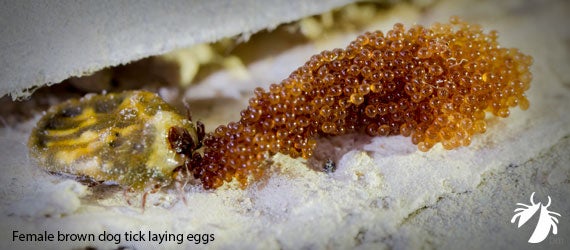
[9,180,88,218]
[0,0,354,99]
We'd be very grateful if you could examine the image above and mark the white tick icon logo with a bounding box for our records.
[511,192,562,243]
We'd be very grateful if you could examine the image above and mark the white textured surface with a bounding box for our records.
[1,0,569,249]
[0,0,354,99]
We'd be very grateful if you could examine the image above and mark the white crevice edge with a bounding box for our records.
[0,0,356,100]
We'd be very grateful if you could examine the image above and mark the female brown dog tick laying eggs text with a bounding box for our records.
[29,17,532,194]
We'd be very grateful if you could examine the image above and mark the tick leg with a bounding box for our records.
[123,187,135,206]
[141,185,162,212]
[141,192,148,212]
[173,163,191,190]
[175,180,188,206]
[173,163,192,206]
[196,121,205,149]
[183,101,194,122]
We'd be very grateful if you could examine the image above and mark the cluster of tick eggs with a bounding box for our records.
[195,17,532,189]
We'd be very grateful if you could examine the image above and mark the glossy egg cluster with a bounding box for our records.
[194,17,532,189]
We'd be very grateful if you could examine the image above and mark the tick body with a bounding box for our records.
[28,90,204,191]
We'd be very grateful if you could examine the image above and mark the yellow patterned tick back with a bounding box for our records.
[28,91,201,190]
